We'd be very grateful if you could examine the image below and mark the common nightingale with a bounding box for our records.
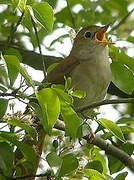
[44,24,112,110]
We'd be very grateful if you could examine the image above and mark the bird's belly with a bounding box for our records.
[71,60,112,108]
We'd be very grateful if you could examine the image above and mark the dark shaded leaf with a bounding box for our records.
[0,98,8,120]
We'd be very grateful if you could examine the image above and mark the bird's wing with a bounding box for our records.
[45,56,80,84]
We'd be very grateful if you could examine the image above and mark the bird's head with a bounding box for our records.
[70,24,112,60]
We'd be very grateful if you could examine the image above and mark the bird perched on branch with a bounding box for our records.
[44,24,112,111]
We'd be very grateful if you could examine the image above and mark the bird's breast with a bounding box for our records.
[71,53,112,108]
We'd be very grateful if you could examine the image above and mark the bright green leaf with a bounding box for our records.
[47,63,59,73]
[31,2,53,32]
[115,172,128,180]
[0,99,8,120]
[61,104,80,139]
[97,119,126,142]
[52,87,73,105]
[7,119,37,143]
[65,77,72,91]
[36,88,60,134]
[82,169,105,180]
[71,90,86,99]
[2,55,33,87]
[110,62,134,95]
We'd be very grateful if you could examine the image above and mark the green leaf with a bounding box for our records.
[5,48,23,62]
[36,88,60,133]
[0,99,8,120]
[47,63,59,73]
[0,65,9,87]
[108,155,125,174]
[57,154,79,178]
[82,169,105,180]
[46,152,62,168]
[31,2,53,32]
[85,160,103,174]
[110,62,134,95]
[97,119,125,142]
[52,87,73,105]
[115,172,128,180]
[2,55,34,87]
[117,118,134,125]
[0,131,36,164]
[71,90,86,99]
[7,119,37,143]
[0,0,12,4]
[49,34,69,47]
[55,7,74,28]
[61,104,80,139]
[0,142,13,176]
[116,53,134,72]
[2,55,19,86]
[65,77,71,91]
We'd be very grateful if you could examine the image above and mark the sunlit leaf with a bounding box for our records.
[82,169,105,180]
[36,88,60,133]
[61,103,80,139]
[31,2,53,32]
[97,119,125,142]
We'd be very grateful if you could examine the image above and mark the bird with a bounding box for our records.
[43,24,112,112]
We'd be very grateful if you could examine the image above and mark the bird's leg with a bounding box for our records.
[81,112,95,144]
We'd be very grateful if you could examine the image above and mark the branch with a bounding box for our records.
[85,135,134,172]
[0,92,29,100]
[110,8,134,32]
[7,10,25,44]
[31,17,47,79]
[75,98,134,112]
[54,120,134,173]
[66,0,76,29]
[0,168,52,180]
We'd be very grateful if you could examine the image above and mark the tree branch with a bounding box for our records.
[86,135,134,172]
[31,17,47,79]
[7,10,25,44]
[75,98,134,112]
[54,120,134,173]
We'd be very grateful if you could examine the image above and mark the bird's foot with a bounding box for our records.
[88,128,95,144]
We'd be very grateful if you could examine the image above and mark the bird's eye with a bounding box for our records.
[84,31,91,38]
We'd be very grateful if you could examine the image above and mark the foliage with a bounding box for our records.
[0,0,134,180]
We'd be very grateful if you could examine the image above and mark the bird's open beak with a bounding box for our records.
[95,23,112,45]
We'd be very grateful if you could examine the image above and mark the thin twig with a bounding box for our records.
[110,8,134,32]
[75,98,134,112]
[66,0,76,29]
[31,17,47,79]
[0,169,52,180]
[8,10,25,44]
[0,92,29,100]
